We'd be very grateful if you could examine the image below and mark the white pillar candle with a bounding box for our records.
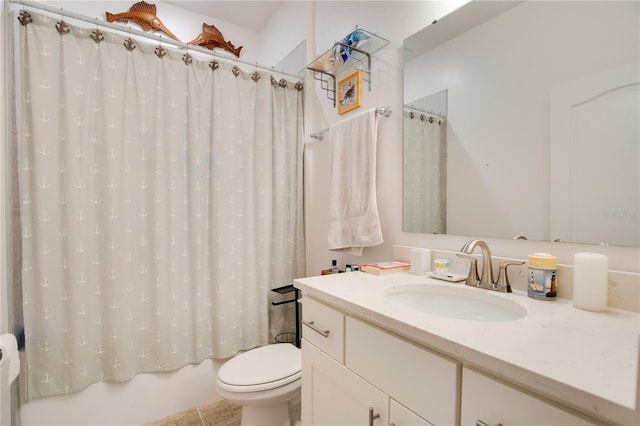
[573,252,609,312]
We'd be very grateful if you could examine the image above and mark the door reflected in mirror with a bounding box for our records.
[403,90,447,233]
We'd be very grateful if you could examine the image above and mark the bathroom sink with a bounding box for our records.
[384,284,527,321]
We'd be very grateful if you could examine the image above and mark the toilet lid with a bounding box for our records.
[218,343,301,387]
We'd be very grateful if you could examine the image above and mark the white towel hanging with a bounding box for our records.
[327,108,383,255]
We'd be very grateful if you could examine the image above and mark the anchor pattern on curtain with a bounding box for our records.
[16,12,305,399]
[402,110,447,234]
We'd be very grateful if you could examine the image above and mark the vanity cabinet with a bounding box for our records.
[295,270,638,426]
[301,297,388,425]
[301,295,605,426]
[302,340,389,425]
[301,296,456,426]
[461,367,597,426]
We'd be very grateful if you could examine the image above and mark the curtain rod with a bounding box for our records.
[8,0,302,80]
[403,105,445,119]
[309,107,392,141]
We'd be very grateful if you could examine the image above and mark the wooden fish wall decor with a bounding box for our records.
[106,1,181,42]
[188,23,243,58]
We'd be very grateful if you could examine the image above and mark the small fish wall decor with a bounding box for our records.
[106,1,181,42]
[188,23,243,58]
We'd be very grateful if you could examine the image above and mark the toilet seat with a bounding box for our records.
[217,344,301,393]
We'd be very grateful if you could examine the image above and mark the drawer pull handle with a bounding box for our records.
[302,320,330,337]
[368,407,380,426]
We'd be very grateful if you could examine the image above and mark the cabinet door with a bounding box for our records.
[390,399,433,426]
[346,317,459,425]
[302,339,389,426]
[461,367,597,426]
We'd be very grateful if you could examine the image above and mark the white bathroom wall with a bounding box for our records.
[257,1,307,73]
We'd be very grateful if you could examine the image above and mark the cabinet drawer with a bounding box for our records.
[461,367,597,425]
[346,317,460,426]
[301,297,345,363]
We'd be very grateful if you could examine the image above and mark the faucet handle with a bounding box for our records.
[456,253,481,288]
[493,261,525,293]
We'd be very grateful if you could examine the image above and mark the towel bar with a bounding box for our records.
[310,106,391,140]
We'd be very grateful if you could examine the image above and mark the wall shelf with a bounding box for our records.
[307,28,389,107]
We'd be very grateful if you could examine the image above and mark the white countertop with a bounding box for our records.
[294,271,640,425]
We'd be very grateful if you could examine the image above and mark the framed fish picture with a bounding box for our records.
[337,70,361,115]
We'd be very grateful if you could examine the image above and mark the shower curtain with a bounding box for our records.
[403,110,446,234]
[14,11,304,400]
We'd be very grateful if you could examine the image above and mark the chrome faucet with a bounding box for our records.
[457,240,523,293]
[459,240,494,286]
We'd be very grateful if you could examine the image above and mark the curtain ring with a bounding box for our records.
[251,63,260,81]
[91,19,104,43]
[182,52,192,65]
[56,20,70,35]
[232,66,240,77]
[123,37,136,52]
[18,10,32,26]
[155,43,166,59]
[91,29,104,43]
[209,60,219,71]
[294,82,304,91]
[278,78,287,88]
[91,22,104,44]
[250,62,260,81]
[123,29,136,51]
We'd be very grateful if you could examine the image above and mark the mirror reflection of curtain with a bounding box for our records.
[15,12,304,400]
[403,110,446,233]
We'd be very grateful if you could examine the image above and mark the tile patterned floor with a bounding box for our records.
[144,399,241,426]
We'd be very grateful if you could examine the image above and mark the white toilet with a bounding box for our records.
[216,343,301,426]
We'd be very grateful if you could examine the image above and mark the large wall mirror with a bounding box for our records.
[402,0,639,247]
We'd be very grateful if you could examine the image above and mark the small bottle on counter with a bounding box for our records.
[328,259,340,273]
[527,253,557,300]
